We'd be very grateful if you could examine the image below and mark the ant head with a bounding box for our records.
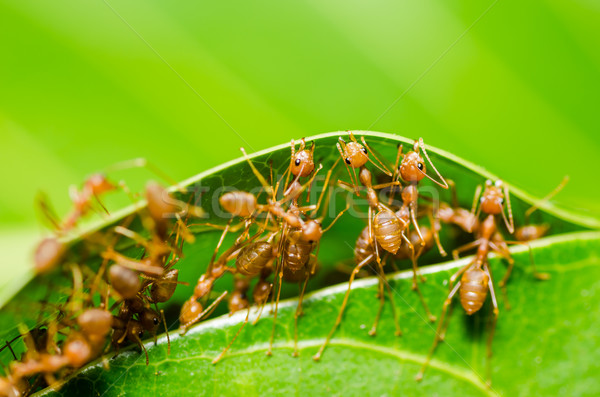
[108,265,142,299]
[399,151,426,183]
[77,309,112,338]
[86,173,116,195]
[34,237,65,274]
[480,180,505,215]
[63,334,92,368]
[301,219,322,244]
[219,191,256,217]
[291,147,315,177]
[127,321,146,341]
[179,298,203,326]
[343,141,369,169]
[140,309,161,333]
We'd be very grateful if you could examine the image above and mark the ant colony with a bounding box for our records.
[1,134,568,396]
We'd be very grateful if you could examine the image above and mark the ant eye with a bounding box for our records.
[345,158,351,165]
[417,163,424,171]
[138,331,144,337]
[153,318,159,325]
[294,159,301,166]
[361,147,367,154]
[499,198,504,205]
[308,240,314,244]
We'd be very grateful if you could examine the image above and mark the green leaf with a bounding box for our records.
[0,132,597,395]
[35,231,600,396]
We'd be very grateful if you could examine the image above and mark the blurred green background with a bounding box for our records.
[1,0,599,278]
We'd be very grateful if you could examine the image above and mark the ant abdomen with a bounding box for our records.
[77,309,113,339]
[179,298,203,327]
[373,210,405,254]
[252,279,272,305]
[34,237,65,274]
[354,226,376,265]
[108,265,141,299]
[151,268,179,302]
[516,224,549,242]
[219,191,257,217]
[235,242,274,277]
[460,267,489,315]
[283,230,313,272]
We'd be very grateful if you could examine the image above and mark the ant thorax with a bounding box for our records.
[401,184,419,204]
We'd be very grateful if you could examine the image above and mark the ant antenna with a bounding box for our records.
[418,138,449,189]
[469,185,483,232]
[360,136,392,177]
[501,183,515,234]
[336,138,360,196]
[525,175,569,222]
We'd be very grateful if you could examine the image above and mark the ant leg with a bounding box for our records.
[36,192,62,231]
[310,157,341,218]
[194,291,229,326]
[447,179,459,208]
[483,263,499,387]
[114,226,152,250]
[452,239,483,261]
[380,256,402,336]
[403,234,436,322]
[524,175,569,222]
[368,258,386,337]
[206,219,233,274]
[371,181,402,190]
[293,273,310,357]
[400,233,419,289]
[410,207,427,282]
[105,158,183,192]
[133,335,149,366]
[448,262,472,291]
[159,308,170,355]
[388,144,404,206]
[487,240,514,309]
[503,240,550,281]
[212,306,251,364]
[101,250,163,276]
[415,281,461,382]
[313,254,374,361]
[252,283,273,326]
[267,260,283,356]
[240,148,274,198]
[428,211,446,257]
